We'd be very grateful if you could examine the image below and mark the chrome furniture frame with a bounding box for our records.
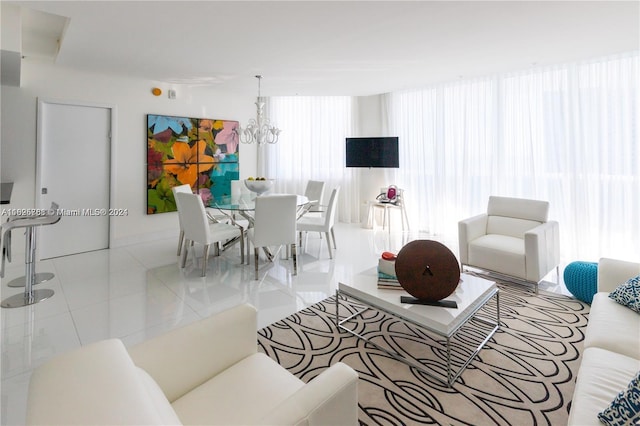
[335,274,500,387]
[1,203,61,308]
[213,194,310,262]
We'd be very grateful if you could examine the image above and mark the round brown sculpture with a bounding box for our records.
[395,240,460,301]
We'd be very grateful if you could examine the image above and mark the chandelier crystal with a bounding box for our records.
[238,75,281,145]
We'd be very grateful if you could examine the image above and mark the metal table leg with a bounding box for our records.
[335,288,500,388]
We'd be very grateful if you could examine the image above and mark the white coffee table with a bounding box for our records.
[335,272,499,387]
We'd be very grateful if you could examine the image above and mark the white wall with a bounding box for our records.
[0,59,395,256]
[0,58,258,252]
[0,3,22,86]
[1,3,21,52]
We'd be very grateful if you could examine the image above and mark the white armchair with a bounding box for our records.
[26,304,359,425]
[458,196,560,290]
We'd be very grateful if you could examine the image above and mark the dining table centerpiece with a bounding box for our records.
[244,178,274,195]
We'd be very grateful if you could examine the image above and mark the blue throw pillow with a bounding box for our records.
[598,371,640,425]
[608,275,640,313]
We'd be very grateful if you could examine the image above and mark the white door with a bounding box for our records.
[37,100,111,259]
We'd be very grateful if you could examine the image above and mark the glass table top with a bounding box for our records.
[210,194,310,211]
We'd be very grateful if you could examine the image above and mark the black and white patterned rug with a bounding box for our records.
[258,282,589,426]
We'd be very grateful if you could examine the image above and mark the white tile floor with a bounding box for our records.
[0,223,569,425]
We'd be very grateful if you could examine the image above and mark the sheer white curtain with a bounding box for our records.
[384,52,639,262]
[263,96,361,222]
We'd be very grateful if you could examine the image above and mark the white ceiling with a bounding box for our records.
[9,1,640,96]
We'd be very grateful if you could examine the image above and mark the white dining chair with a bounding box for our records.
[303,180,325,213]
[173,184,231,256]
[229,180,252,225]
[231,179,252,198]
[176,192,244,277]
[227,180,252,259]
[247,194,298,280]
[171,184,192,256]
[297,186,340,259]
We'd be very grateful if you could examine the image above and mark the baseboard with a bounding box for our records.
[110,229,178,249]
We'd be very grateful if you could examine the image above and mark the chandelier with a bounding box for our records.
[238,75,281,145]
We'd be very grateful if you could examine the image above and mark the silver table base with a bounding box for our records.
[335,288,499,387]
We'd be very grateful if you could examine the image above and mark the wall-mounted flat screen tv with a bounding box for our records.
[345,136,399,168]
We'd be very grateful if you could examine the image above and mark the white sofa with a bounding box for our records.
[568,258,640,425]
[26,304,359,426]
[458,196,560,290]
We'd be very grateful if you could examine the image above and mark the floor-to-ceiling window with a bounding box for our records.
[264,96,361,222]
[263,53,638,262]
[384,52,639,262]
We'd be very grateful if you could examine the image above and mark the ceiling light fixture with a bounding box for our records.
[238,75,281,145]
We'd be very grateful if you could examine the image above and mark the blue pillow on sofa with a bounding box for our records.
[608,275,640,313]
[598,371,640,425]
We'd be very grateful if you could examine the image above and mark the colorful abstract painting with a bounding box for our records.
[147,114,240,214]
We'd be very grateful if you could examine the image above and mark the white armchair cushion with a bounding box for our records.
[172,353,304,425]
[128,304,258,402]
[585,292,640,360]
[468,234,525,278]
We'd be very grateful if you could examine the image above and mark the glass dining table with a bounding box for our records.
[209,194,311,222]
[207,194,312,260]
